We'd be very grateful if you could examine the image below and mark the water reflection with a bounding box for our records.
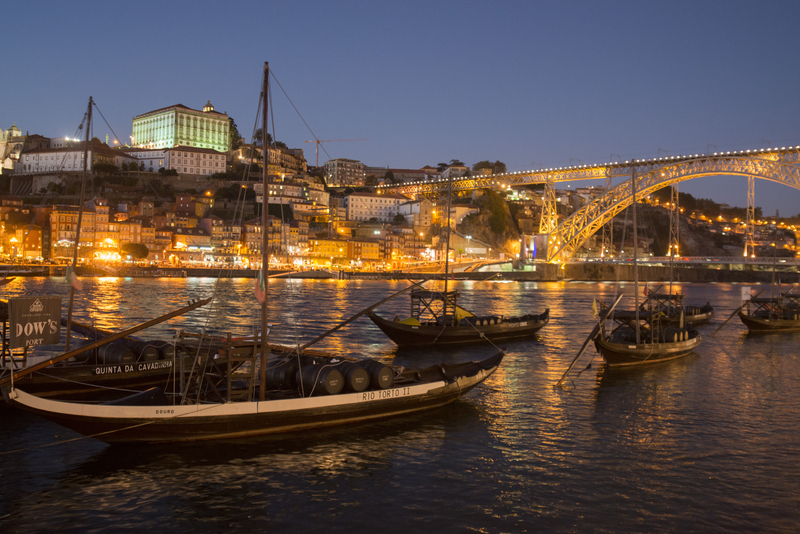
[1,407,480,532]
[3,279,800,532]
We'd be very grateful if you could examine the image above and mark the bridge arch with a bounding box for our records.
[546,152,800,262]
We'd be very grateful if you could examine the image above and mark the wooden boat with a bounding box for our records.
[368,172,548,347]
[368,289,548,347]
[593,309,701,367]
[737,293,800,333]
[8,345,503,444]
[6,64,505,444]
[593,168,701,367]
[641,292,715,326]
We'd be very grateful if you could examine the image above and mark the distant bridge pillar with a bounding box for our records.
[745,176,756,257]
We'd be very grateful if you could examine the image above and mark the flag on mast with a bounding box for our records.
[255,268,266,304]
[65,265,83,291]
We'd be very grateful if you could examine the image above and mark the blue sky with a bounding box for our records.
[2,0,799,215]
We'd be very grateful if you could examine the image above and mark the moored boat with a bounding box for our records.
[737,294,800,333]
[594,309,701,367]
[593,167,701,367]
[367,169,548,347]
[9,346,503,444]
[641,292,715,326]
[368,289,548,347]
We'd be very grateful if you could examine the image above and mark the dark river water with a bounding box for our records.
[1,277,798,533]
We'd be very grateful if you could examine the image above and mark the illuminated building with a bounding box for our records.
[131,101,229,152]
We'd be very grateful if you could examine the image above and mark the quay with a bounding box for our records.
[2,260,796,283]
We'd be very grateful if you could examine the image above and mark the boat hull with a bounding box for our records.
[4,356,192,401]
[368,310,548,347]
[686,309,714,326]
[738,312,800,333]
[594,334,701,368]
[9,353,503,444]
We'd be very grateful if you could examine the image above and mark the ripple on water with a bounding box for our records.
[0,280,798,533]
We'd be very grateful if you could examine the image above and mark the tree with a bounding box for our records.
[229,118,242,150]
[449,159,465,167]
[254,129,285,148]
[437,163,448,172]
[393,214,407,225]
[121,162,129,172]
[472,160,507,174]
[121,243,150,260]
[94,163,118,175]
[139,162,145,172]
[384,170,395,183]
[481,188,508,234]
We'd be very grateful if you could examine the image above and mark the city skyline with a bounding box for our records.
[2,0,799,216]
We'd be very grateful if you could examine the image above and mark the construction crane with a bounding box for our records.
[304,139,369,167]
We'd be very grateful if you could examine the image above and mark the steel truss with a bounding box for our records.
[378,148,800,197]
[539,182,558,234]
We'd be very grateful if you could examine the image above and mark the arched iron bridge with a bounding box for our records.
[377,146,800,263]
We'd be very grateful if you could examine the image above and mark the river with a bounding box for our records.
[1,277,798,533]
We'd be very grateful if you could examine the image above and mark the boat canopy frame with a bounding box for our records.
[409,289,462,324]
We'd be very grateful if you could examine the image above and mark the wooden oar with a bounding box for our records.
[0,297,213,387]
[709,289,765,338]
[299,279,428,351]
[555,293,624,388]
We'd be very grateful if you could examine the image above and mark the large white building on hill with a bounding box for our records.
[131,101,229,153]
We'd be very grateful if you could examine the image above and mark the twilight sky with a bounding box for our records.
[2,0,799,216]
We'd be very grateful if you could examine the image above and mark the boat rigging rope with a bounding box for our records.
[430,311,504,352]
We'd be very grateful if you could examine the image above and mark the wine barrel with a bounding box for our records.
[266,359,297,390]
[149,340,176,360]
[296,364,344,396]
[98,342,137,364]
[118,339,159,362]
[357,359,394,390]
[336,361,370,392]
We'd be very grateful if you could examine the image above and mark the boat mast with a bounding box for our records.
[65,96,92,352]
[668,184,676,312]
[443,173,453,295]
[631,167,641,344]
[259,62,270,402]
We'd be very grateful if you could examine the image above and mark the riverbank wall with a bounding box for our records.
[2,263,795,284]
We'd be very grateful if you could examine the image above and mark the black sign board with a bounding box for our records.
[8,297,62,350]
